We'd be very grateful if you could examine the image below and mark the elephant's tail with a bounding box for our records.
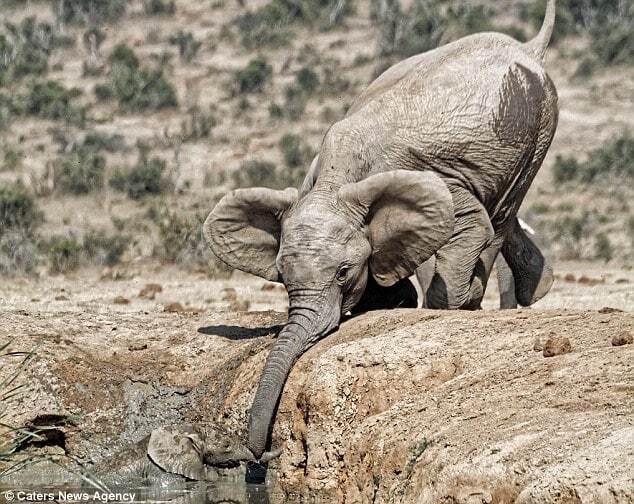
[524,0,556,61]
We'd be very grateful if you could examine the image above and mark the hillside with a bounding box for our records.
[0,0,633,276]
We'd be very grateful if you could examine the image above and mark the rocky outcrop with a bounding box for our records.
[1,307,633,503]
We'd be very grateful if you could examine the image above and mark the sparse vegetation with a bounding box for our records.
[22,80,85,124]
[279,133,315,169]
[594,232,614,262]
[83,230,129,266]
[235,0,354,49]
[97,44,177,112]
[168,31,202,62]
[235,56,272,94]
[143,0,176,16]
[54,148,105,194]
[231,157,306,189]
[553,131,634,185]
[0,184,42,236]
[44,234,83,273]
[109,146,172,199]
[53,0,126,25]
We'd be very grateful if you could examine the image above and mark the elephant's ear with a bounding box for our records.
[147,425,205,480]
[339,170,454,287]
[203,187,298,282]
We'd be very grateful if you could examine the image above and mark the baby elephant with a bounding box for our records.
[90,424,275,485]
[205,0,558,463]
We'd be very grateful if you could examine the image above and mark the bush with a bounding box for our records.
[594,232,614,262]
[45,235,82,273]
[180,106,217,141]
[83,230,129,266]
[22,80,85,124]
[235,56,272,94]
[296,66,320,94]
[54,148,105,194]
[0,184,42,236]
[98,44,178,112]
[54,0,126,25]
[168,31,202,62]
[231,158,306,189]
[2,148,23,171]
[553,131,634,185]
[109,147,172,199]
[143,0,176,15]
[279,133,315,169]
[235,0,354,49]
[0,231,39,275]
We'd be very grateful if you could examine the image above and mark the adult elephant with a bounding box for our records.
[205,0,558,463]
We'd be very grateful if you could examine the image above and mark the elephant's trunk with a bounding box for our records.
[247,299,334,459]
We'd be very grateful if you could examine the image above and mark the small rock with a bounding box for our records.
[563,273,576,282]
[164,302,185,313]
[128,342,148,351]
[611,331,633,347]
[55,295,69,301]
[578,275,604,286]
[598,307,623,314]
[543,336,572,358]
[113,296,130,305]
[533,338,544,352]
[229,299,250,312]
[164,302,201,314]
[222,288,238,301]
[139,283,163,300]
[615,278,630,284]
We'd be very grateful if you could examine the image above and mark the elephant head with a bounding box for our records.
[204,169,454,459]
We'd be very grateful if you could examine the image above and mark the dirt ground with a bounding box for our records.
[0,261,632,503]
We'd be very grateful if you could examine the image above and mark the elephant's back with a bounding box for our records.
[348,33,557,207]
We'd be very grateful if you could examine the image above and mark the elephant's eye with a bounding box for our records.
[336,266,350,283]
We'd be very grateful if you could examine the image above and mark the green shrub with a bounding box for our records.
[553,131,634,185]
[235,0,354,49]
[296,66,319,94]
[109,147,171,199]
[54,0,126,25]
[168,31,201,62]
[98,44,178,112]
[22,80,85,124]
[45,235,82,273]
[83,230,129,266]
[231,160,280,188]
[2,148,22,171]
[0,184,42,236]
[143,0,176,15]
[279,133,315,169]
[281,84,308,120]
[0,17,58,86]
[231,158,306,189]
[0,231,39,275]
[235,56,272,94]
[180,106,217,141]
[594,232,614,262]
[54,148,105,194]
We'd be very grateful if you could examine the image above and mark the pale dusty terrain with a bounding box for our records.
[0,264,632,503]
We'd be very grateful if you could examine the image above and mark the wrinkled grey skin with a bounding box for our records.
[90,424,266,485]
[204,0,558,461]
[417,218,551,309]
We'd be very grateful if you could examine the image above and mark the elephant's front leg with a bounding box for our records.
[351,274,418,315]
[425,187,494,310]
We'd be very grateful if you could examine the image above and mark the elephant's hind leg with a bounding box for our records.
[502,218,553,306]
[496,254,518,309]
[425,187,494,310]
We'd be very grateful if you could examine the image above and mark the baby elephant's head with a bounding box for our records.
[204,169,453,346]
[204,169,453,459]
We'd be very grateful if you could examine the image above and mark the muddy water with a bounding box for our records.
[0,482,290,504]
